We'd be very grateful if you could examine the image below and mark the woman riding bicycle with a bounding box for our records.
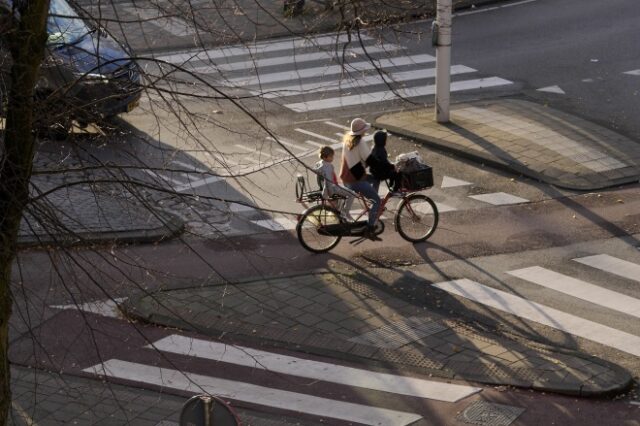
[339,118,381,241]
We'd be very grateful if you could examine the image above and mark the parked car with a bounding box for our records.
[0,0,142,136]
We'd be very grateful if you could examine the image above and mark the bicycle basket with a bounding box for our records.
[400,166,434,191]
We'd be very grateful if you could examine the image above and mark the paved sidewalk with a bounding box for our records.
[376,99,640,190]
[123,266,633,397]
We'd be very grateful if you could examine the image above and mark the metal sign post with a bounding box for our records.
[434,0,452,123]
[180,394,241,426]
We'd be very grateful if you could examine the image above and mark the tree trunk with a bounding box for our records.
[0,1,50,424]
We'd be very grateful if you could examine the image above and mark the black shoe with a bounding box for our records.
[363,225,382,241]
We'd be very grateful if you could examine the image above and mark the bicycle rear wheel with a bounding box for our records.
[395,194,438,242]
[296,205,343,253]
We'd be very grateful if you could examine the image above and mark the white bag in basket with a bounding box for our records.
[395,151,425,173]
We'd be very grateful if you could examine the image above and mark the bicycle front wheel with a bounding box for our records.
[296,205,343,253]
[395,194,438,242]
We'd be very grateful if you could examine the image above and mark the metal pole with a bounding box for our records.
[434,0,452,123]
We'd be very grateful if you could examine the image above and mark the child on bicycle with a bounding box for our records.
[368,130,401,193]
[315,146,354,220]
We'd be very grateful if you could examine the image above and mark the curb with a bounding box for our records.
[17,211,185,248]
[374,101,640,192]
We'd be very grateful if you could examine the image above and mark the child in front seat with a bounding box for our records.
[368,130,400,193]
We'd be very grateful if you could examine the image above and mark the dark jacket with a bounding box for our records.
[368,143,395,180]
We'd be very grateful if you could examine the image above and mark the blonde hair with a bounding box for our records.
[319,146,334,160]
[343,133,362,150]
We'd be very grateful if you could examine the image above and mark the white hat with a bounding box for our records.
[349,118,371,136]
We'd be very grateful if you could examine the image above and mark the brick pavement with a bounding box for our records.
[376,99,640,190]
[123,268,633,396]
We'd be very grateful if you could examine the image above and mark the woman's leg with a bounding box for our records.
[347,181,380,227]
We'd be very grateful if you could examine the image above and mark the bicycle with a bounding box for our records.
[294,171,439,253]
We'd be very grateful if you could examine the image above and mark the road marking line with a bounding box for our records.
[143,169,186,186]
[623,70,640,76]
[441,176,472,188]
[295,128,340,144]
[304,140,325,148]
[51,298,127,319]
[150,334,481,402]
[252,217,297,231]
[266,136,307,152]
[573,254,640,283]
[507,266,640,319]
[432,279,640,357]
[257,65,476,99]
[324,121,349,130]
[435,202,457,213]
[233,144,275,158]
[156,33,373,64]
[86,360,422,426]
[537,85,565,94]
[285,77,512,112]
[468,192,528,205]
[11,401,39,426]
[193,45,397,74]
[175,175,224,193]
[171,160,209,174]
[227,54,436,86]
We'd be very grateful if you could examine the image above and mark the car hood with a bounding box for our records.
[50,32,133,76]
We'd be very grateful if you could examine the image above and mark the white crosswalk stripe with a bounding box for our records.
[87,360,423,426]
[83,334,482,425]
[573,254,640,282]
[432,254,640,357]
[157,32,512,112]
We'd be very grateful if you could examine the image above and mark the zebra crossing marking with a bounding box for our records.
[623,70,640,76]
[252,217,297,231]
[573,254,640,283]
[285,77,513,112]
[192,45,397,74]
[324,121,349,130]
[174,174,224,193]
[468,192,528,205]
[507,266,640,319]
[226,54,437,87]
[51,298,127,319]
[86,360,423,426]
[432,279,640,357]
[441,176,472,189]
[156,33,373,64]
[258,65,476,99]
[143,169,184,186]
[149,335,481,402]
[295,128,340,144]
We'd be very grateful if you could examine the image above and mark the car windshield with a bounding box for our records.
[47,0,91,46]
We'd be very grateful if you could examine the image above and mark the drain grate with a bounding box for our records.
[457,401,525,426]
[349,316,447,349]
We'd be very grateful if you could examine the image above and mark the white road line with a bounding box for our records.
[257,65,476,98]
[233,144,275,158]
[227,54,436,86]
[156,33,373,64]
[252,217,297,231]
[174,175,224,193]
[193,45,398,74]
[171,160,209,174]
[143,169,186,186]
[468,192,528,205]
[51,298,127,319]
[507,266,640,319]
[573,254,640,283]
[285,77,513,112]
[432,279,640,357]
[325,121,349,130]
[228,202,256,213]
[435,202,457,213]
[266,136,308,152]
[150,335,481,402]
[295,128,340,144]
[537,85,565,94]
[623,70,640,76]
[86,360,423,426]
[441,176,471,188]
[304,140,325,148]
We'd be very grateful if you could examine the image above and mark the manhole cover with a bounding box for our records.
[456,401,525,426]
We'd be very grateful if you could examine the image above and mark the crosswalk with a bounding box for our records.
[431,253,640,357]
[84,334,481,425]
[141,119,534,236]
[155,32,514,112]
